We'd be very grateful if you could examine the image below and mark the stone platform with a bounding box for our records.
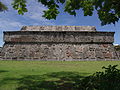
[0,26,119,60]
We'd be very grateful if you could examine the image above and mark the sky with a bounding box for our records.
[0,0,120,47]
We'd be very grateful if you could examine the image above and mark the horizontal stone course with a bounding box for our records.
[4,31,114,43]
[21,26,96,31]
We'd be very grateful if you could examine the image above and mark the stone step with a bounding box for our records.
[21,26,96,31]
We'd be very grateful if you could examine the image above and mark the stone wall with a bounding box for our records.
[2,43,118,60]
[116,51,120,59]
[0,47,2,52]
[1,26,119,60]
[0,47,3,59]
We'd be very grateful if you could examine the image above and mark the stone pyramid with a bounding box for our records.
[0,26,119,60]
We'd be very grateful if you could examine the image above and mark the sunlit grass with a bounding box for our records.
[0,61,120,90]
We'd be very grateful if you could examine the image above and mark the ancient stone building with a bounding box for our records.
[0,26,119,60]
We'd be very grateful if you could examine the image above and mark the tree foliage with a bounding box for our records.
[1,0,120,25]
[0,2,8,11]
[79,65,120,90]
[114,45,120,51]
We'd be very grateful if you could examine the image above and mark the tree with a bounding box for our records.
[114,45,120,51]
[0,0,120,25]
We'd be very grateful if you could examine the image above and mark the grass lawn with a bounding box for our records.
[0,61,120,90]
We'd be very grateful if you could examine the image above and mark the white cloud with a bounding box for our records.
[25,1,46,20]
[24,0,54,25]
[114,44,119,46]
[0,18,23,30]
[0,0,54,29]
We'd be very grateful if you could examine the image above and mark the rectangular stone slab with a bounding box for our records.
[21,26,96,31]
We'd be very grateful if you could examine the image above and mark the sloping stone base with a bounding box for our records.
[1,43,119,61]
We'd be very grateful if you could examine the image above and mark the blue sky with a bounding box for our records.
[0,0,120,47]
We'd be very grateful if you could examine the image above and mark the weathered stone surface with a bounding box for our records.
[0,47,3,60]
[0,26,119,61]
[0,47,2,52]
[21,26,96,31]
[116,51,120,59]
[1,43,118,60]
[4,31,114,43]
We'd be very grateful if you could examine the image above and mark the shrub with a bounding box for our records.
[78,65,120,90]
[114,45,120,51]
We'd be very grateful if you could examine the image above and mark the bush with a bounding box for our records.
[114,45,120,51]
[78,65,120,90]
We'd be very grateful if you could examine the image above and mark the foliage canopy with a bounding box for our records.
[1,0,120,25]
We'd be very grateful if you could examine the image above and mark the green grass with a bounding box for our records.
[0,61,120,90]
